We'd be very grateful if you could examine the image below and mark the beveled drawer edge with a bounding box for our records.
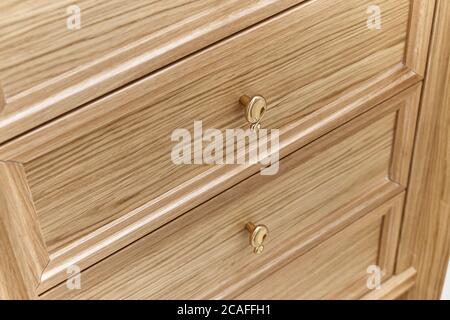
[35,68,421,294]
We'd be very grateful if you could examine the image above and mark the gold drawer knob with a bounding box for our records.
[246,222,269,255]
[239,95,267,131]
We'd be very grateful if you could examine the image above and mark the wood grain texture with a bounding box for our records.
[238,215,383,300]
[0,0,307,143]
[17,0,411,251]
[1,0,412,163]
[378,194,404,276]
[0,162,48,299]
[0,0,430,144]
[397,0,450,300]
[404,0,436,76]
[361,267,417,300]
[42,93,412,299]
[22,69,420,294]
[0,0,425,296]
[0,84,4,113]
[389,83,421,185]
[238,194,405,300]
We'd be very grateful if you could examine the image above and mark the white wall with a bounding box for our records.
[442,260,450,300]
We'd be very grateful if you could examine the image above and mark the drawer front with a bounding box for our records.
[0,0,305,142]
[237,194,404,300]
[0,0,424,292]
[0,0,434,144]
[42,88,418,299]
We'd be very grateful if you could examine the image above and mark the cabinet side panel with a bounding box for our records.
[397,0,450,300]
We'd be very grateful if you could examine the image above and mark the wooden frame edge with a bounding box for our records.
[361,267,417,300]
[389,83,422,185]
[405,0,437,77]
[378,193,405,276]
[396,0,450,300]
[0,161,48,299]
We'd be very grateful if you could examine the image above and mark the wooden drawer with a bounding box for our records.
[238,194,404,300]
[0,0,434,144]
[0,0,427,294]
[42,87,419,299]
[0,0,306,142]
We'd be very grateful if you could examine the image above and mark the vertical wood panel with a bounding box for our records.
[405,0,436,76]
[389,84,422,185]
[397,0,450,299]
[378,194,404,275]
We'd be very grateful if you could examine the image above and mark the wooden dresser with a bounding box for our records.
[0,0,449,300]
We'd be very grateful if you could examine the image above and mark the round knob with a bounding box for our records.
[246,222,269,255]
[239,95,267,130]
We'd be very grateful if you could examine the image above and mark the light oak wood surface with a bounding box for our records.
[397,0,450,300]
[41,86,418,298]
[0,78,422,295]
[405,0,437,76]
[34,69,421,294]
[24,0,410,254]
[0,0,412,272]
[361,267,417,300]
[240,214,382,300]
[0,0,443,300]
[238,194,404,300]
[0,0,434,145]
[0,162,48,299]
[0,85,4,112]
[0,0,307,143]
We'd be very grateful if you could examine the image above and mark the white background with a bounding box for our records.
[442,260,450,300]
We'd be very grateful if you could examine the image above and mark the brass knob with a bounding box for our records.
[246,222,269,255]
[239,95,267,131]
